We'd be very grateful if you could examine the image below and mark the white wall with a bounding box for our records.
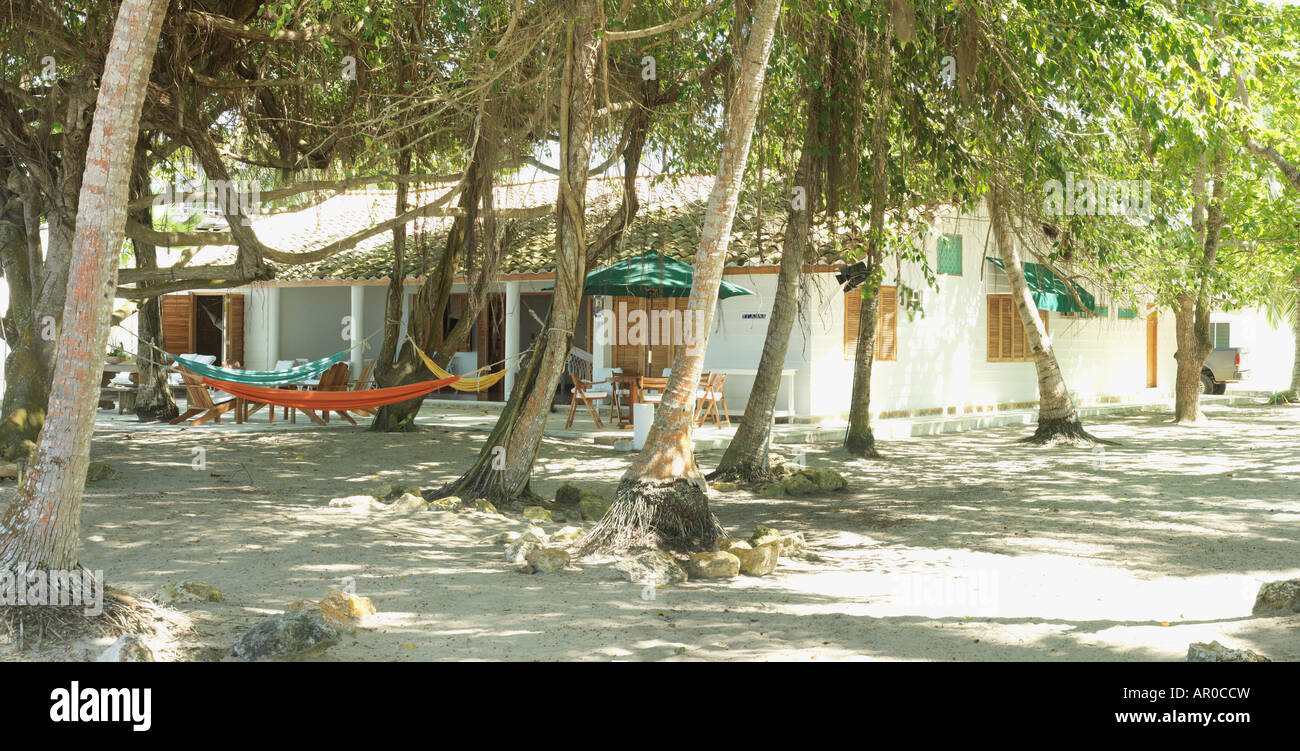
[236,230,1294,419]
[803,211,1171,418]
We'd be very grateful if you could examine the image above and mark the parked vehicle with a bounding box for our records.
[1201,348,1249,394]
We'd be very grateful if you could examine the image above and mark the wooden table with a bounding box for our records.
[605,373,722,428]
[99,361,137,411]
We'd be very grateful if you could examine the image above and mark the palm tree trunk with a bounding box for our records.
[987,186,1103,445]
[0,0,166,572]
[581,0,782,553]
[711,110,817,481]
[1290,277,1300,395]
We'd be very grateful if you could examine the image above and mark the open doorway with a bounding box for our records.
[194,295,225,360]
[160,292,244,365]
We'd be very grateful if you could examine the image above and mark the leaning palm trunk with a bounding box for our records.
[581,0,782,553]
[0,0,166,574]
[987,187,1104,446]
[436,1,601,505]
[711,126,817,481]
[1291,282,1300,395]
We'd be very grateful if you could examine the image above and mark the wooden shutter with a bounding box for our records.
[612,296,649,375]
[844,286,897,361]
[844,288,861,360]
[1010,297,1026,359]
[160,293,194,354]
[223,293,244,366]
[875,286,898,361]
[649,297,686,374]
[988,294,1048,362]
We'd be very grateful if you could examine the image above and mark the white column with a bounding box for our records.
[504,281,521,396]
[265,287,281,368]
[349,285,364,376]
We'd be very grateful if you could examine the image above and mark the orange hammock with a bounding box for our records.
[200,376,461,411]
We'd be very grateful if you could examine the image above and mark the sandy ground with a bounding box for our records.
[2,401,1297,661]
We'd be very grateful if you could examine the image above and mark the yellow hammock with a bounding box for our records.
[409,336,508,392]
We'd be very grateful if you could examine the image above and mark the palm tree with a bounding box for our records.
[582,0,782,552]
[0,0,167,576]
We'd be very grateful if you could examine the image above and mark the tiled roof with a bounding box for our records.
[186,175,888,282]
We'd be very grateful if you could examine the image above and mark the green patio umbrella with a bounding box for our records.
[580,252,756,299]
[550,252,755,373]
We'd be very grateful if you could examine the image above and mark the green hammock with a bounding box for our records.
[174,350,348,386]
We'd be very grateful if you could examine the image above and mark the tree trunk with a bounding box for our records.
[128,139,177,421]
[435,0,602,505]
[844,20,892,459]
[844,285,881,454]
[1172,149,1224,423]
[370,144,485,432]
[988,186,1103,445]
[373,131,411,400]
[0,185,50,460]
[711,118,817,481]
[0,77,95,459]
[0,0,166,573]
[581,0,782,553]
[1172,294,1211,421]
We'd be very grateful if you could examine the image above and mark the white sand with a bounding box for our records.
[4,402,1297,661]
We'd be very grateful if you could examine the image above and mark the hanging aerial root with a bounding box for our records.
[578,477,725,557]
[1019,416,1118,447]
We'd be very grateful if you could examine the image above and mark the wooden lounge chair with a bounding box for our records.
[566,378,609,428]
[310,362,357,425]
[170,371,239,426]
[347,361,377,418]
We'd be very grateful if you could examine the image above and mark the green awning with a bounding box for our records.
[985,257,1097,315]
